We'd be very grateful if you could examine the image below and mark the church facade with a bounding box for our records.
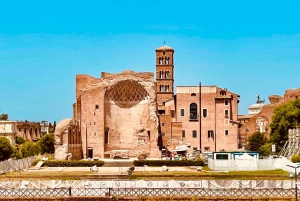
[55,44,240,159]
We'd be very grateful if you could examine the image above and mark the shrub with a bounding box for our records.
[133,159,204,167]
[42,160,105,167]
[291,154,300,163]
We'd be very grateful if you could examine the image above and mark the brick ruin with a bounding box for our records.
[55,71,160,159]
[55,44,241,160]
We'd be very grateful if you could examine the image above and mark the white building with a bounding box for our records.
[0,121,17,145]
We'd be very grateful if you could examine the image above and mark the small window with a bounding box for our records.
[204,147,210,152]
[225,110,229,117]
[182,130,185,138]
[94,132,97,136]
[162,123,165,126]
[208,130,214,138]
[180,109,185,117]
[203,109,207,118]
[94,122,96,125]
[216,154,228,160]
[191,93,196,96]
[95,105,99,109]
[225,130,229,136]
[224,119,229,125]
[225,100,229,105]
[192,130,197,138]
[105,131,109,144]
[190,103,198,120]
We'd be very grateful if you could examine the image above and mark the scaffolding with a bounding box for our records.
[279,128,300,158]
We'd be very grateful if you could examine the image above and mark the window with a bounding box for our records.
[225,130,229,136]
[94,122,96,125]
[208,130,214,138]
[95,105,99,109]
[225,110,229,117]
[165,85,169,92]
[204,147,210,152]
[182,130,185,138]
[203,108,207,118]
[190,103,198,120]
[166,57,169,64]
[225,100,229,105]
[159,58,163,64]
[192,130,197,138]
[160,71,164,78]
[160,85,164,92]
[180,109,185,117]
[165,71,169,78]
[216,154,228,160]
[224,119,229,125]
[162,123,165,126]
[105,131,109,144]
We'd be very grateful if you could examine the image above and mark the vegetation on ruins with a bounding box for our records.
[0,137,14,160]
[0,113,8,120]
[269,98,300,151]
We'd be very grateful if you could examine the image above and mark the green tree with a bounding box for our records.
[16,136,25,145]
[0,137,14,161]
[269,99,300,151]
[37,133,55,154]
[53,121,56,133]
[259,142,272,157]
[248,132,268,152]
[10,146,23,159]
[21,141,40,157]
[0,113,8,120]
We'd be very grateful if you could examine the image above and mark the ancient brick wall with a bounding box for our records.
[76,71,160,158]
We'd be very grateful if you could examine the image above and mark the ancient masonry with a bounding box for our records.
[55,44,240,160]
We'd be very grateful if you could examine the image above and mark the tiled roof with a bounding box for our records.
[156,45,173,50]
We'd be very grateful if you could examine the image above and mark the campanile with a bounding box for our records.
[155,44,174,114]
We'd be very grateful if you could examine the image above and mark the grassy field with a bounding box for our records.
[0,167,290,181]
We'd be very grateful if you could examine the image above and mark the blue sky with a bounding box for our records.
[0,1,299,122]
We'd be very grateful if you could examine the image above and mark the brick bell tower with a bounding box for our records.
[155,43,174,114]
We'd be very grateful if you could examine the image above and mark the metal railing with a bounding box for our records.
[0,187,295,198]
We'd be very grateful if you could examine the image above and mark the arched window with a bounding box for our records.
[160,71,164,78]
[159,58,163,65]
[190,103,198,120]
[166,57,169,64]
[165,71,169,78]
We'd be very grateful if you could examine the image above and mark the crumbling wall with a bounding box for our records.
[54,118,73,160]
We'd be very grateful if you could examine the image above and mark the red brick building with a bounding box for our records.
[57,44,241,159]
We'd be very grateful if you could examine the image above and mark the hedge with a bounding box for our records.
[41,160,104,167]
[133,159,204,167]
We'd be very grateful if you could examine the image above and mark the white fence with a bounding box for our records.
[208,158,278,171]
[0,156,35,173]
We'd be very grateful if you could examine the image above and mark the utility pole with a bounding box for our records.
[287,165,300,201]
